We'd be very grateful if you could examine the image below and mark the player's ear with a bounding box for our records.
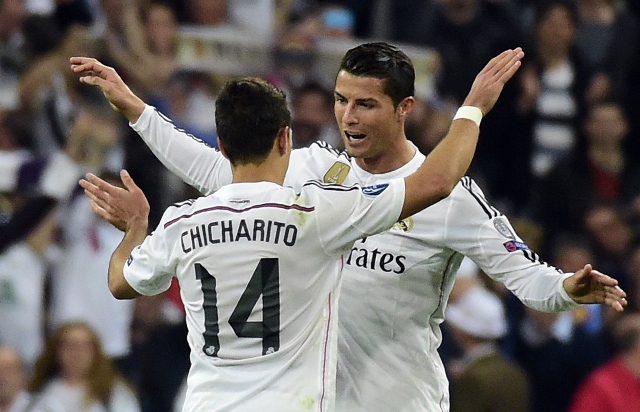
[218,138,229,160]
[276,126,291,156]
[397,96,416,121]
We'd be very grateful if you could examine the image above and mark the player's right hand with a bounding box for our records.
[70,57,146,123]
[463,47,525,115]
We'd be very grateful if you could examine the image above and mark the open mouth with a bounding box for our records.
[345,131,367,141]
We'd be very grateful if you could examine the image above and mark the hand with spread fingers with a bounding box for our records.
[462,47,525,115]
[563,264,628,312]
[79,170,149,233]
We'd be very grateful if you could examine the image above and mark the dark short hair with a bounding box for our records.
[339,42,415,107]
[215,77,291,165]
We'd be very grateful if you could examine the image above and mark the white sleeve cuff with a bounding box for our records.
[129,104,155,131]
[557,273,582,310]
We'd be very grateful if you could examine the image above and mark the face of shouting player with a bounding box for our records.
[334,70,415,174]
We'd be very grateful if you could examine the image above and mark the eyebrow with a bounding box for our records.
[333,91,378,105]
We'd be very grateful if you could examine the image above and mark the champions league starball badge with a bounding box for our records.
[493,217,515,239]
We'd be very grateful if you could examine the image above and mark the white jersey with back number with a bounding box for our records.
[122,179,405,412]
[131,105,580,412]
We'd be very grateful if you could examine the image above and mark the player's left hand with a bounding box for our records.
[563,264,627,312]
[79,169,149,233]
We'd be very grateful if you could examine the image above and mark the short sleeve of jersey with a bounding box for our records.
[302,178,405,254]
[123,216,175,296]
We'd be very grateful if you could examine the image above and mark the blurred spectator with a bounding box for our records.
[551,234,604,335]
[511,0,594,209]
[149,72,218,147]
[420,0,519,106]
[408,0,522,210]
[18,25,102,157]
[105,1,178,98]
[51,0,94,34]
[532,101,640,249]
[290,80,341,149]
[116,294,184,389]
[513,306,608,412]
[48,170,135,364]
[0,346,31,412]
[624,244,640,314]
[446,286,531,412]
[569,312,640,412]
[508,220,612,412]
[136,320,189,412]
[316,3,356,38]
[316,0,376,38]
[584,204,636,289]
[0,115,88,369]
[0,0,27,116]
[176,0,278,37]
[181,0,228,26]
[21,14,64,63]
[0,211,56,370]
[28,322,140,412]
[574,0,640,105]
[98,0,208,226]
[404,97,451,156]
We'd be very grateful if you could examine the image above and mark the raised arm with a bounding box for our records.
[400,47,524,220]
[70,57,230,195]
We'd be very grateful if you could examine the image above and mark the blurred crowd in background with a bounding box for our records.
[1,0,640,411]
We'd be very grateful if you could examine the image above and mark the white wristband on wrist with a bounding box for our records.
[453,106,483,127]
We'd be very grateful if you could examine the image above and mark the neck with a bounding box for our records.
[355,138,416,174]
[231,157,287,185]
[588,143,624,174]
[539,49,570,68]
[63,373,87,387]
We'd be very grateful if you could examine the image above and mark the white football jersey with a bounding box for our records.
[123,179,405,412]
[131,105,580,412]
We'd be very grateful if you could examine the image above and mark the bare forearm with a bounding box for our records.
[115,89,147,124]
[108,222,147,299]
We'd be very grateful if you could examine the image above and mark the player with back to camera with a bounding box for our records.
[71,43,626,412]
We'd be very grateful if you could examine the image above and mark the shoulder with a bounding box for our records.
[300,179,360,194]
[308,140,348,158]
[291,141,351,165]
[158,198,199,230]
[448,177,503,219]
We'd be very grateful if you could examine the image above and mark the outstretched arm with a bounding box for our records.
[70,57,231,195]
[400,47,524,220]
[80,170,149,299]
[563,264,627,312]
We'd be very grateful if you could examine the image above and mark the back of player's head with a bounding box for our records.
[215,77,291,165]
[339,42,415,107]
